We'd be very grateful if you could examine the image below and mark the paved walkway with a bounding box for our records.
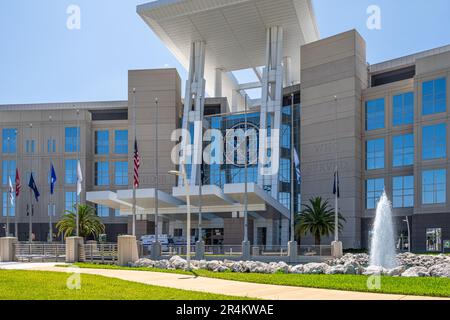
[1,263,447,300]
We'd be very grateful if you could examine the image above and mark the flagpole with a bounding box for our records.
[6,137,10,237]
[155,97,159,247]
[49,115,53,243]
[243,93,248,244]
[76,109,80,237]
[334,95,339,243]
[132,88,136,237]
[14,129,18,238]
[29,123,33,243]
[290,92,295,243]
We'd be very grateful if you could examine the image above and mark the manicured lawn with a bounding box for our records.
[70,263,450,298]
[0,270,247,300]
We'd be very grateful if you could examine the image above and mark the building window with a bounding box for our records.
[47,139,56,153]
[115,130,128,154]
[25,140,35,153]
[115,162,128,186]
[174,229,183,237]
[2,128,17,154]
[65,160,77,185]
[366,98,385,131]
[366,138,385,170]
[393,134,414,167]
[95,162,109,186]
[65,127,80,153]
[65,191,76,212]
[426,228,442,252]
[393,176,414,208]
[422,123,446,160]
[366,178,384,209]
[2,192,15,217]
[423,78,446,115]
[95,130,109,155]
[422,169,446,205]
[393,92,414,126]
[2,160,16,185]
[96,205,109,217]
[114,209,121,217]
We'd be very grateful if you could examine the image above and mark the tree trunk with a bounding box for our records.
[314,233,321,246]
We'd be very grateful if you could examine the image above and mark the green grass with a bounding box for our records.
[68,263,450,298]
[0,270,248,300]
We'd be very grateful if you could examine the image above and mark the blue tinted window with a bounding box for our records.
[2,192,15,217]
[366,178,384,209]
[65,160,77,184]
[115,162,128,186]
[393,176,414,208]
[422,123,446,160]
[96,205,109,217]
[95,130,109,155]
[65,127,80,153]
[393,134,414,167]
[2,160,16,185]
[25,140,35,153]
[47,139,56,153]
[366,138,384,170]
[393,92,414,126]
[2,129,17,154]
[422,169,446,204]
[95,162,109,186]
[115,130,128,154]
[423,78,446,115]
[366,98,385,131]
[65,192,76,212]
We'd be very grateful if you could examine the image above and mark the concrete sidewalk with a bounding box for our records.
[1,263,447,300]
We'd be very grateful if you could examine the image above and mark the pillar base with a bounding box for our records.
[331,241,343,258]
[288,241,298,263]
[118,235,139,266]
[251,246,260,256]
[150,241,162,260]
[242,241,251,260]
[65,237,84,263]
[0,237,18,262]
[195,241,205,260]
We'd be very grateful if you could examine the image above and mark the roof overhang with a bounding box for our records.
[137,0,319,98]
[86,191,132,211]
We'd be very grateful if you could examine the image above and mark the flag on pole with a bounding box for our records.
[15,168,21,197]
[333,169,340,198]
[50,163,57,195]
[133,139,140,188]
[293,148,301,184]
[76,160,83,196]
[8,176,14,206]
[28,173,40,202]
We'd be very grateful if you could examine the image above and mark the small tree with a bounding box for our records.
[57,204,105,239]
[295,197,345,245]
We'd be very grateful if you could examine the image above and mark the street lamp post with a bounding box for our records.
[404,216,411,252]
[169,161,191,271]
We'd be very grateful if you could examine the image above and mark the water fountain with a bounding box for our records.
[369,191,397,269]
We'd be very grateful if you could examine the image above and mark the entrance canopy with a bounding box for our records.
[86,183,289,218]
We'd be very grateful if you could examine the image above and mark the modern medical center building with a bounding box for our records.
[1,0,450,253]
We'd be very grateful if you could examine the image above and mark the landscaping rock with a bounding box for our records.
[289,265,304,274]
[401,266,430,277]
[428,263,450,278]
[303,263,329,274]
[385,266,405,277]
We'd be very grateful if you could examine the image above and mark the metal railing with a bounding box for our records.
[14,243,66,262]
[298,245,332,257]
[82,243,118,264]
[204,245,242,256]
[252,245,289,257]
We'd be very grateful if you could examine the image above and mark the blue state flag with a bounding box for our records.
[50,163,57,195]
[28,173,40,202]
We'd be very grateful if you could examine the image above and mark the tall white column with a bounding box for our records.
[180,40,206,187]
[258,26,284,199]
[215,68,223,98]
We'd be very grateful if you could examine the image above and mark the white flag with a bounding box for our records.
[8,176,14,206]
[293,148,301,183]
[76,160,83,196]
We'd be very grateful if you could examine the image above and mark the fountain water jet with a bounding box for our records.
[369,191,397,269]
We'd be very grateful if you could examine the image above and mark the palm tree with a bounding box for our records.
[57,204,105,239]
[295,197,345,245]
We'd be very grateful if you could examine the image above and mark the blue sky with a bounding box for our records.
[1,0,449,105]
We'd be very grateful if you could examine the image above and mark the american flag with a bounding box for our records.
[133,139,140,188]
[15,168,21,197]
